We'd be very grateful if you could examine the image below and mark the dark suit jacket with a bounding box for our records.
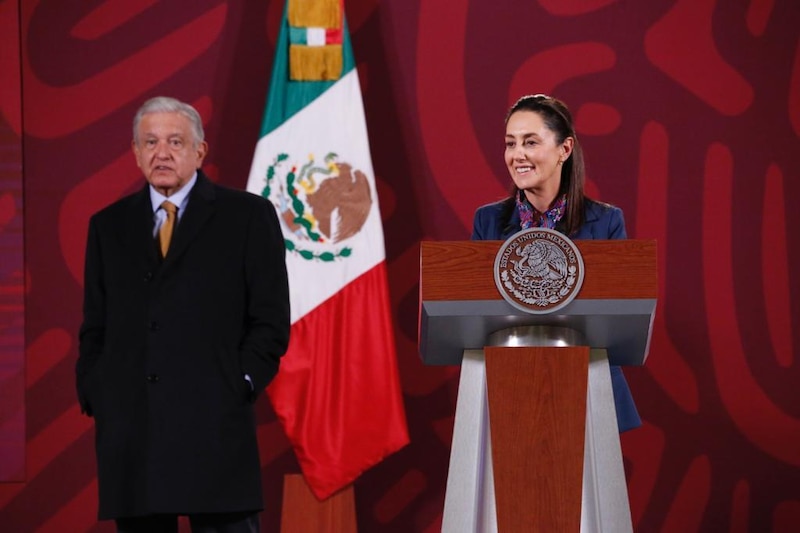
[76,171,290,519]
[471,197,641,432]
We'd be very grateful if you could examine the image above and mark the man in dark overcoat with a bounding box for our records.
[76,96,290,532]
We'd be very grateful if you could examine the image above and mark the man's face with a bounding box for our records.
[132,111,207,197]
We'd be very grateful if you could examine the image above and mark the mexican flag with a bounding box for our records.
[246,0,409,500]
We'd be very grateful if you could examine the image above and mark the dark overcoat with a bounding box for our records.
[76,171,290,519]
[471,198,641,432]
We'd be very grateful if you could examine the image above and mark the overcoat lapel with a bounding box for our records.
[162,171,216,267]
[124,184,160,268]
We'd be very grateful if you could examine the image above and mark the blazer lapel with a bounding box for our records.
[502,208,522,239]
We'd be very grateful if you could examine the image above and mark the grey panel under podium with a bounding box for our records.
[419,240,657,367]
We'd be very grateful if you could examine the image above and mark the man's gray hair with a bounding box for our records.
[132,96,205,146]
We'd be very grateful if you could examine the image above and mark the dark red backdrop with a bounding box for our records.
[1,0,799,531]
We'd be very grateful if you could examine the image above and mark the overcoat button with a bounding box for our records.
[144,272,153,281]
[146,374,159,383]
[149,321,159,331]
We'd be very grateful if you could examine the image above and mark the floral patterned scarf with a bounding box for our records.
[517,190,567,230]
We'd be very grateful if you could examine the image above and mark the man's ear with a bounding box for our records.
[195,140,208,167]
[132,139,142,169]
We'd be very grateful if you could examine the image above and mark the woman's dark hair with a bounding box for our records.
[499,94,586,236]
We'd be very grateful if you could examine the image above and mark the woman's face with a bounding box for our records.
[504,110,572,202]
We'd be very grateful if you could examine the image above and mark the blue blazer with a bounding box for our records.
[471,198,641,432]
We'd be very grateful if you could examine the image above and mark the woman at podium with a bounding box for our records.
[471,94,641,432]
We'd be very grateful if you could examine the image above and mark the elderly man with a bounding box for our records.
[76,96,290,532]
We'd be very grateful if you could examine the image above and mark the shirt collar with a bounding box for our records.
[149,172,197,214]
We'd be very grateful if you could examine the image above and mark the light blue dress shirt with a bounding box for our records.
[149,172,197,237]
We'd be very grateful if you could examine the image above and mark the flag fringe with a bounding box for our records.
[288,0,341,28]
[290,45,343,81]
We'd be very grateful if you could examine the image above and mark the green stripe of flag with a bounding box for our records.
[288,26,307,45]
[260,5,355,138]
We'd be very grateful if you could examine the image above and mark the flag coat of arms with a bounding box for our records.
[246,0,409,500]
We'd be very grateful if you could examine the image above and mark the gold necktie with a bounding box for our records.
[159,201,177,257]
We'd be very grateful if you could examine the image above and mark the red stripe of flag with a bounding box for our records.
[267,262,408,499]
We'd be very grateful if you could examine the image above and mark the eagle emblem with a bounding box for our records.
[494,228,585,314]
[261,152,373,261]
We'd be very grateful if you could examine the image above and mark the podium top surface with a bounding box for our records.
[419,239,657,366]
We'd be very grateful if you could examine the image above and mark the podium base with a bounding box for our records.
[442,346,632,532]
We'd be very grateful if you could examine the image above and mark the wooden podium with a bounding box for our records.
[419,240,656,532]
